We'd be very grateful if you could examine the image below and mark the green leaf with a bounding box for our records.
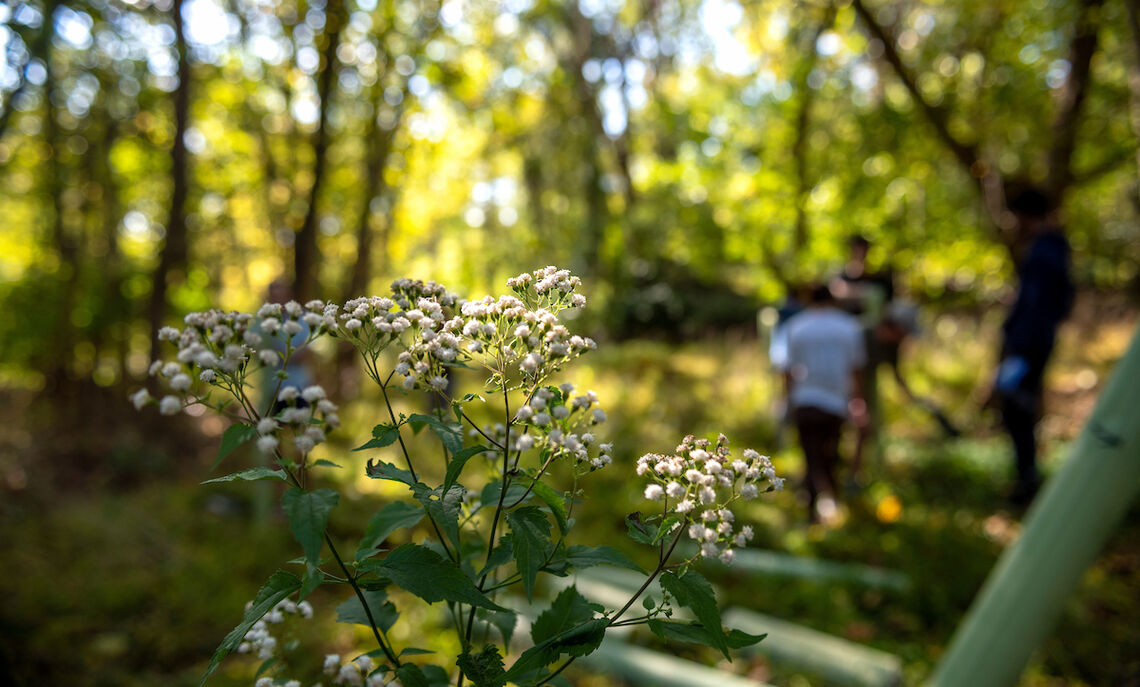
[444,444,492,492]
[199,570,301,686]
[399,647,436,656]
[312,459,342,468]
[396,664,429,687]
[201,467,286,484]
[254,657,277,678]
[214,423,258,470]
[531,482,569,535]
[478,608,518,646]
[366,460,417,487]
[363,543,508,612]
[648,620,766,650]
[335,589,398,632]
[507,507,553,600]
[653,515,682,545]
[531,587,596,646]
[564,545,645,574]
[281,488,339,566]
[502,618,608,682]
[413,484,465,551]
[457,645,507,687]
[407,412,464,455]
[452,393,485,422]
[625,512,657,545]
[356,501,425,561]
[659,570,730,659]
[354,423,402,452]
[299,561,322,600]
[477,537,515,578]
[421,665,451,687]
[480,480,531,509]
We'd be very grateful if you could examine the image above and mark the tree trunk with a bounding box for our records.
[147,0,191,355]
[293,0,344,303]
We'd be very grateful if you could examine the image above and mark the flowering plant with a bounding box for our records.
[136,267,782,686]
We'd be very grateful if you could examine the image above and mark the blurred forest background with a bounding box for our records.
[1,0,1139,684]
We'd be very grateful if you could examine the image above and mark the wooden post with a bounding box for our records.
[927,325,1140,687]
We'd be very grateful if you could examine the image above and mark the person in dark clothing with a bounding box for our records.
[995,186,1075,505]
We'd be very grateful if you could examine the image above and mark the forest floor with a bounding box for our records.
[0,295,1137,686]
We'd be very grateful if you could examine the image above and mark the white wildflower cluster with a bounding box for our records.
[132,299,335,416]
[322,653,401,687]
[511,383,611,471]
[637,435,783,564]
[459,268,595,384]
[339,279,462,390]
[237,598,314,660]
[259,384,340,456]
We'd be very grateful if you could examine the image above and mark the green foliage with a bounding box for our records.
[660,570,731,660]
[356,501,426,562]
[281,488,338,566]
[507,507,554,600]
[201,467,286,484]
[353,423,403,452]
[361,543,509,612]
[336,589,398,633]
[213,424,258,470]
[456,645,507,687]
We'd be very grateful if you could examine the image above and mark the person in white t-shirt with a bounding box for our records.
[781,284,868,522]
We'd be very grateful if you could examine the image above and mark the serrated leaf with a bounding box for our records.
[457,645,507,687]
[202,467,286,484]
[444,444,491,492]
[480,480,531,509]
[213,423,259,470]
[531,587,596,646]
[502,618,608,682]
[530,482,568,535]
[335,589,398,632]
[363,543,508,612]
[366,460,417,486]
[413,483,465,551]
[354,423,402,452]
[659,570,730,659]
[648,620,766,650]
[507,507,552,600]
[407,413,463,455]
[356,501,425,561]
[312,459,342,468]
[199,570,301,686]
[564,545,645,574]
[281,488,338,566]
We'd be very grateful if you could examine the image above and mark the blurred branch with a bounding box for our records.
[1125,0,1140,191]
[1047,0,1106,197]
[791,4,837,254]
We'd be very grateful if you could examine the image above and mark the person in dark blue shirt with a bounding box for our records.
[995,185,1075,505]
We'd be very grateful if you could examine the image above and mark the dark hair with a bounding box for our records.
[810,283,835,304]
[1006,184,1051,217]
[848,235,871,249]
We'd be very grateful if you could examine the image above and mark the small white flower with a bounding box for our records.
[199,369,216,382]
[284,320,303,335]
[295,435,315,454]
[740,484,759,499]
[257,418,277,435]
[170,373,192,392]
[676,499,695,513]
[258,349,278,365]
[257,435,279,453]
[159,395,182,415]
[344,318,362,330]
[130,389,151,410]
[256,678,274,687]
[148,361,163,376]
[592,409,606,423]
[665,481,685,499]
[324,654,341,674]
[699,486,716,504]
[298,600,313,618]
[516,435,535,451]
[719,548,736,565]
[301,385,326,402]
[644,484,664,500]
[533,412,551,426]
[278,387,300,402]
[552,405,570,420]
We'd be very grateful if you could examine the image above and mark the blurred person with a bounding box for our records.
[991,185,1075,505]
[782,284,868,523]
